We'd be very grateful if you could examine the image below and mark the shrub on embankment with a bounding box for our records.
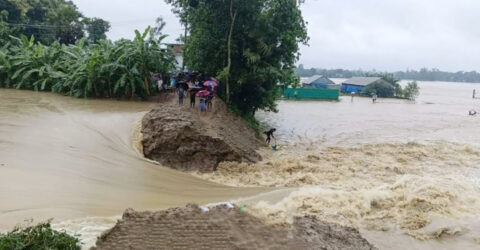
[0,221,81,250]
[0,27,175,100]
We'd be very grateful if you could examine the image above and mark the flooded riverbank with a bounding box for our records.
[0,89,265,247]
[2,80,480,249]
[198,80,480,249]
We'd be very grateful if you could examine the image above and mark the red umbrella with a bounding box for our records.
[203,80,219,87]
[196,90,210,97]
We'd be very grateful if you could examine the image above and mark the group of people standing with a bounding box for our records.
[151,72,216,112]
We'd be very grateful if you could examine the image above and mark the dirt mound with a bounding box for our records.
[92,204,377,250]
[141,96,262,172]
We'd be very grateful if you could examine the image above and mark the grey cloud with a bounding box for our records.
[72,0,480,72]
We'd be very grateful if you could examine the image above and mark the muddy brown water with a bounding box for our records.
[1,80,480,249]
[0,89,267,246]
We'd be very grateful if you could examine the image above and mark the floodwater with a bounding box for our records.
[1,80,480,249]
[202,80,480,249]
[257,80,480,146]
[0,89,265,246]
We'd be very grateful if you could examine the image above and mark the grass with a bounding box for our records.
[0,220,82,250]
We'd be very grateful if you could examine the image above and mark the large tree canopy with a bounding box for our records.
[166,0,308,115]
[0,0,110,45]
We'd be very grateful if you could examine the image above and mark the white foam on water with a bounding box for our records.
[194,141,480,249]
[52,216,119,249]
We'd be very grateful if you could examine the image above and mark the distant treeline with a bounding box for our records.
[295,64,480,83]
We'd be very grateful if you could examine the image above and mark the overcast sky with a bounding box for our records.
[72,0,480,72]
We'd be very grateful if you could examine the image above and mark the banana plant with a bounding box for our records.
[1,27,176,100]
[7,35,64,91]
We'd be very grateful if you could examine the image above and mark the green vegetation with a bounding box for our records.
[0,0,109,45]
[0,27,175,99]
[1,0,172,100]
[0,221,81,250]
[365,74,420,100]
[165,0,309,117]
[403,81,420,100]
[364,73,401,98]
[1,0,310,122]
[295,65,480,84]
[365,81,395,98]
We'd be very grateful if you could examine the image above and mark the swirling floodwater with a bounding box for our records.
[197,80,480,250]
[0,89,267,247]
[1,80,480,250]
[255,80,480,250]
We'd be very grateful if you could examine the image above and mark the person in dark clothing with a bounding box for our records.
[190,90,196,108]
[206,92,214,111]
[178,85,185,105]
[264,128,276,145]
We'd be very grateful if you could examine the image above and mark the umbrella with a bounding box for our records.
[196,90,210,97]
[203,80,219,87]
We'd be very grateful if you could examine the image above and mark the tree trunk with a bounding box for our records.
[144,76,150,96]
[182,23,187,71]
[226,0,237,104]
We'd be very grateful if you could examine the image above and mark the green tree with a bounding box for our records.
[0,11,11,43]
[150,17,166,38]
[0,0,22,23]
[366,81,395,97]
[379,73,403,97]
[1,0,108,45]
[43,0,85,44]
[403,81,420,100]
[85,17,110,44]
[165,0,308,116]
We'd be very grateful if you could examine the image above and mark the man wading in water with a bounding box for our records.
[264,128,276,145]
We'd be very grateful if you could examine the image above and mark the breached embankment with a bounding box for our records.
[89,97,377,249]
[141,97,262,172]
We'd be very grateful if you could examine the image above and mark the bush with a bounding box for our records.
[403,81,420,100]
[0,221,81,250]
[366,81,395,97]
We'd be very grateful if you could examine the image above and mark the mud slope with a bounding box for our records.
[92,204,376,250]
[142,96,262,172]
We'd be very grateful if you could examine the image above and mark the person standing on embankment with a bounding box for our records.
[264,128,276,145]
[178,84,185,105]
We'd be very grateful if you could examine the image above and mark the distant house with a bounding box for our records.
[341,77,389,93]
[301,75,337,89]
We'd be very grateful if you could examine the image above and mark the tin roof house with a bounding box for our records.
[341,77,390,93]
[301,75,337,89]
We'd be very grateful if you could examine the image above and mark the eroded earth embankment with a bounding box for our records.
[141,97,262,172]
[92,204,377,250]
[131,97,377,249]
